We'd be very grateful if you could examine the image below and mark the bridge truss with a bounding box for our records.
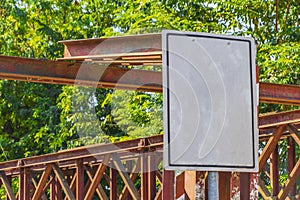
[0,33,299,199]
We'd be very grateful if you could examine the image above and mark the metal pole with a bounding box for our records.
[208,172,219,200]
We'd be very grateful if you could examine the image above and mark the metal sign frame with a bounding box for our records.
[162,30,258,172]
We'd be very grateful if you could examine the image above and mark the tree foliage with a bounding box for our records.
[0,0,299,197]
[0,2,299,190]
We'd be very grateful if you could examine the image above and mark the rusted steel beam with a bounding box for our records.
[50,176,62,200]
[259,109,300,129]
[111,154,140,200]
[249,174,259,199]
[218,172,231,200]
[184,171,198,199]
[259,82,300,105]
[32,177,48,200]
[148,154,157,200]
[83,166,92,197]
[46,177,55,194]
[84,165,109,200]
[19,167,24,200]
[277,157,300,200]
[259,128,296,141]
[155,187,162,200]
[140,153,157,200]
[32,164,52,200]
[122,160,133,199]
[287,124,300,146]
[4,56,300,106]
[84,155,110,200]
[258,178,271,199]
[76,159,84,200]
[59,34,300,106]
[66,173,77,200]
[141,154,149,200]
[0,56,162,92]
[156,170,163,184]
[58,51,163,66]
[287,137,297,197]
[0,172,16,200]
[162,170,175,200]
[0,160,19,172]
[56,176,63,200]
[120,159,141,200]
[175,172,184,199]
[59,34,162,59]
[259,125,285,172]
[240,173,250,200]
[2,150,162,177]
[270,145,279,197]
[52,164,76,200]
[0,135,163,171]
[24,168,31,200]
[141,153,157,200]
[110,164,118,200]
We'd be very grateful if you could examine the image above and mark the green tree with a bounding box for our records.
[0,0,300,197]
[0,1,299,193]
[0,0,119,159]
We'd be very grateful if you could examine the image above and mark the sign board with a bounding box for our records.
[162,30,258,172]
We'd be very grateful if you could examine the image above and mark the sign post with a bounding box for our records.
[208,172,219,199]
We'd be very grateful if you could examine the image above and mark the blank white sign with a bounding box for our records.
[162,30,258,172]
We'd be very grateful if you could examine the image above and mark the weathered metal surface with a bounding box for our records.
[76,159,84,200]
[24,168,31,200]
[85,165,109,200]
[58,51,163,66]
[259,128,295,141]
[175,172,185,199]
[19,166,24,200]
[148,154,157,200]
[288,137,297,197]
[0,33,300,199]
[0,135,163,171]
[109,165,118,200]
[288,124,300,146]
[0,110,297,199]
[0,136,164,200]
[240,173,250,200]
[218,172,231,200]
[259,125,285,172]
[249,173,259,199]
[259,128,300,200]
[58,33,300,108]
[277,157,300,200]
[184,171,198,199]
[112,153,141,200]
[0,132,298,199]
[52,164,76,200]
[0,172,16,200]
[162,170,175,200]
[84,155,109,200]
[32,164,52,200]
[259,109,300,129]
[59,33,162,58]
[141,154,149,200]
[270,145,279,197]
[3,56,300,106]
[0,56,162,92]
[260,82,300,105]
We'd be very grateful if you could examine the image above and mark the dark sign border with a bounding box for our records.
[166,32,256,169]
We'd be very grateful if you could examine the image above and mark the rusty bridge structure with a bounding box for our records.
[0,33,299,199]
